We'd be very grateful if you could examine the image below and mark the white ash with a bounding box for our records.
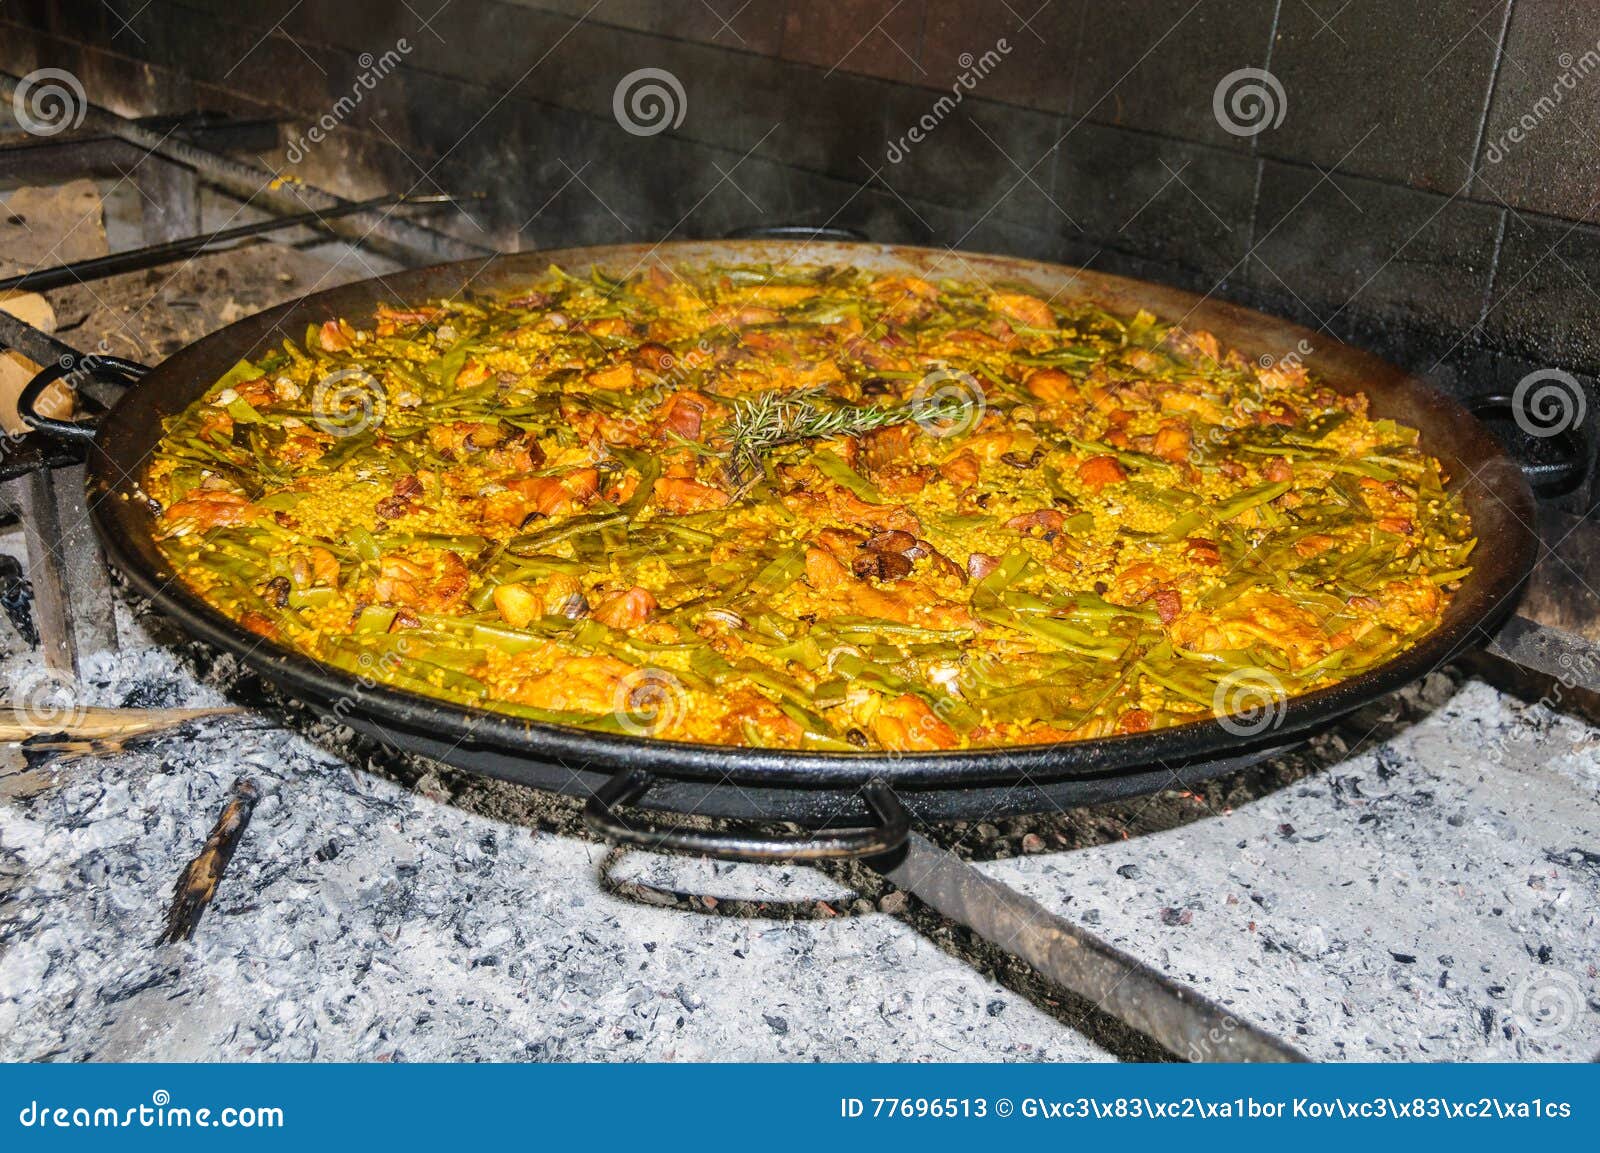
[984,677,1600,1061]
[2,638,1095,1062]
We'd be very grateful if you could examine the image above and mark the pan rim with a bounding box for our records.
[86,239,1538,789]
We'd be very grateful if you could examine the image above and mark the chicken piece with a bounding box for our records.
[987,291,1055,330]
[1024,368,1077,403]
[493,583,544,628]
[860,422,918,472]
[651,476,731,513]
[586,362,636,392]
[578,317,635,339]
[373,551,470,612]
[1171,590,1329,667]
[1077,455,1128,491]
[317,319,354,351]
[805,546,850,590]
[781,486,921,536]
[160,491,257,537]
[593,586,658,630]
[731,285,819,307]
[454,359,491,390]
[937,450,981,490]
[428,421,504,454]
[1107,562,1175,607]
[814,527,867,563]
[512,654,637,714]
[504,468,601,522]
[869,275,939,301]
[239,610,280,640]
[1116,709,1153,734]
[1254,399,1298,427]
[652,390,728,443]
[1005,509,1067,538]
[1168,327,1221,365]
[1377,577,1440,628]
[871,693,960,751]
[718,689,804,747]
[967,552,1000,580]
[1152,421,1192,463]
[1159,389,1228,425]
[290,545,341,589]
[1294,533,1337,559]
[707,304,780,327]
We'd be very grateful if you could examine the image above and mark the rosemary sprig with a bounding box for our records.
[716,387,971,491]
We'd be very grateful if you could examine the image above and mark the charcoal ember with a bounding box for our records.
[0,553,37,647]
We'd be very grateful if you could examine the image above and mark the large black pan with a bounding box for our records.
[21,240,1541,855]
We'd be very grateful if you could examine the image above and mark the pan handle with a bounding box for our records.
[723,225,869,243]
[583,768,910,861]
[17,355,149,444]
[1468,392,1590,495]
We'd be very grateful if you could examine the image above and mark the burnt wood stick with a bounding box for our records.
[0,705,244,743]
[12,468,74,673]
[880,832,1309,1062]
[161,776,261,944]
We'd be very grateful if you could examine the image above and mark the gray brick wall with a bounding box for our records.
[5,0,1597,504]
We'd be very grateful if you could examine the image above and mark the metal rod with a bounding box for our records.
[0,71,492,265]
[0,309,78,370]
[880,832,1309,1062]
[0,194,457,294]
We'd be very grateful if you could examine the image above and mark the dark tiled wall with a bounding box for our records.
[4,0,1599,505]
